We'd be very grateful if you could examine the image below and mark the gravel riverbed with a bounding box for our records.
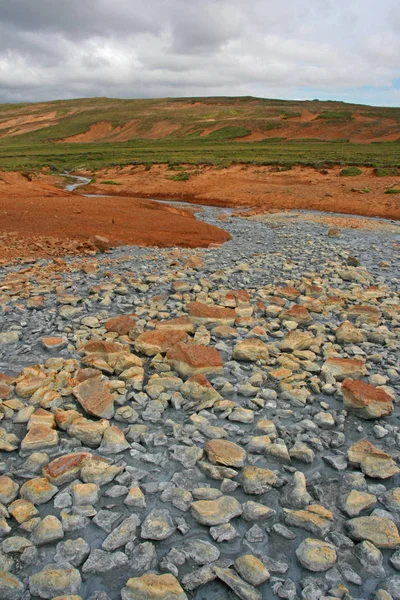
[0,201,399,600]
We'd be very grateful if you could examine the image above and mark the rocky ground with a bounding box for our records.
[0,204,399,600]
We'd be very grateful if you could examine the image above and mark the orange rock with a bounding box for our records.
[41,337,67,350]
[134,329,188,356]
[322,357,367,381]
[73,377,114,419]
[187,301,236,325]
[342,379,394,419]
[105,314,136,335]
[155,316,195,333]
[167,342,224,378]
[43,452,90,485]
[21,424,59,451]
[275,286,300,299]
[279,304,312,324]
[0,382,12,399]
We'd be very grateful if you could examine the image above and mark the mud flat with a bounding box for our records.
[0,198,399,599]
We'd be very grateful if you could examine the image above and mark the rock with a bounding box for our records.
[321,357,367,381]
[242,501,275,522]
[341,379,394,419]
[72,482,100,506]
[105,315,136,335]
[20,477,58,505]
[347,440,399,479]
[31,515,64,545]
[295,538,337,572]
[234,554,270,585]
[42,453,90,485]
[80,455,123,485]
[187,301,235,326]
[191,495,242,526]
[29,565,81,599]
[335,321,365,344]
[160,488,192,512]
[381,577,400,599]
[183,539,220,565]
[20,424,59,452]
[181,373,222,409]
[355,540,386,577]
[205,439,247,468]
[214,567,262,600]
[99,425,129,453]
[73,377,114,419]
[54,538,90,567]
[135,329,188,356]
[279,305,312,325]
[82,549,128,574]
[166,343,224,378]
[0,476,19,504]
[382,488,400,513]
[342,489,377,517]
[232,339,269,362]
[125,486,146,508]
[141,509,176,540]
[0,332,20,345]
[280,471,312,508]
[68,417,109,447]
[8,499,38,524]
[280,331,315,352]
[102,514,141,550]
[241,466,278,495]
[284,505,333,536]
[121,573,188,600]
[0,571,24,600]
[347,516,400,548]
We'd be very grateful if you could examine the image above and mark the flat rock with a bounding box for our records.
[0,571,24,600]
[342,378,394,419]
[102,514,141,550]
[29,565,81,599]
[347,516,400,548]
[135,329,188,356]
[141,509,176,540]
[187,301,235,326]
[42,452,90,485]
[296,538,337,572]
[234,554,270,586]
[232,339,269,362]
[214,567,262,600]
[167,343,224,378]
[191,495,242,526]
[20,477,58,505]
[73,377,114,419]
[121,573,187,600]
[205,439,247,468]
[241,466,278,495]
[322,357,367,381]
[347,440,399,479]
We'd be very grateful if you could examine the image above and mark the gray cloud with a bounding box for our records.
[0,0,399,105]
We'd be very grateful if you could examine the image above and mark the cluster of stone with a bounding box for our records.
[0,213,398,600]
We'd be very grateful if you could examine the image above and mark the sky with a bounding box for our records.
[0,0,399,106]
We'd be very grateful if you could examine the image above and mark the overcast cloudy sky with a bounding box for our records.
[0,0,399,106]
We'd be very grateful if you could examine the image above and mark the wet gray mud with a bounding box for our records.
[0,182,399,600]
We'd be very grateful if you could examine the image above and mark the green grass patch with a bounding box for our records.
[340,167,362,176]
[385,188,400,194]
[205,126,251,140]
[168,171,190,181]
[374,167,400,177]
[317,111,353,122]
[100,180,121,185]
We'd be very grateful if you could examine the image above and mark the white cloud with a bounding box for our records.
[0,0,399,105]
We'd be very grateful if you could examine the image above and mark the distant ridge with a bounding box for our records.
[0,96,399,143]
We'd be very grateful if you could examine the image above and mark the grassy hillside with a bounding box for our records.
[0,96,400,171]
